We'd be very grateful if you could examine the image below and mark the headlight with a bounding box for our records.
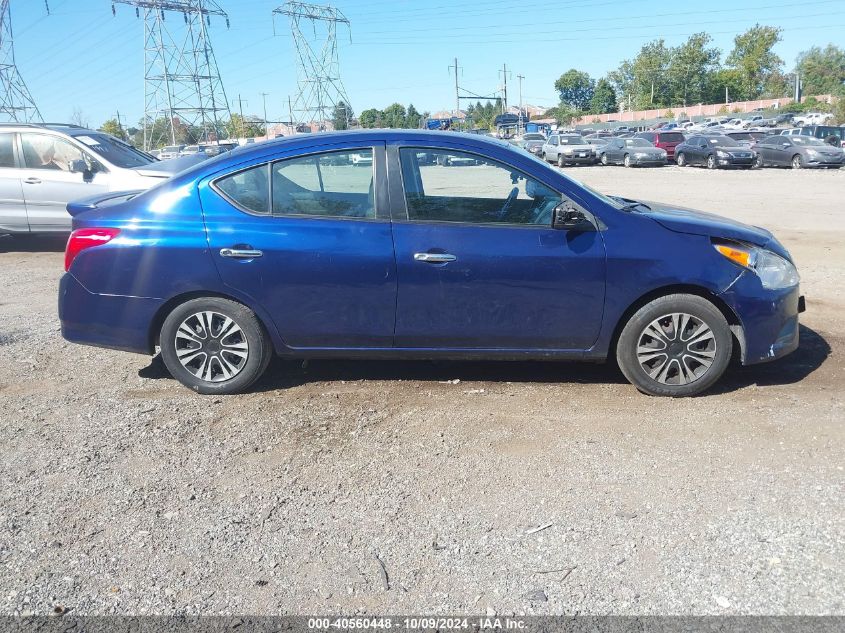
[716,150,730,158]
[714,242,799,289]
[805,149,819,157]
[563,148,573,154]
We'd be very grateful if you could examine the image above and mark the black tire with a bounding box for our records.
[623,154,632,168]
[706,154,716,169]
[600,153,608,166]
[616,294,732,397]
[676,152,686,167]
[791,154,802,170]
[160,297,272,395]
[754,154,763,169]
[557,154,565,168]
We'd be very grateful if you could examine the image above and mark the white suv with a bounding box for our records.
[0,123,189,234]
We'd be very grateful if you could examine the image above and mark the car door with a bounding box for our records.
[546,135,559,161]
[389,144,606,350]
[18,132,110,231]
[771,137,793,165]
[612,139,626,163]
[200,143,397,349]
[0,132,26,233]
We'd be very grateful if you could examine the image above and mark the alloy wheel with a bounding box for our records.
[600,153,608,166]
[557,154,565,167]
[174,310,249,382]
[792,155,802,169]
[707,155,716,169]
[636,312,716,386]
[677,153,686,167]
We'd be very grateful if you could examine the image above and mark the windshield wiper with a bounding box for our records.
[620,201,651,212]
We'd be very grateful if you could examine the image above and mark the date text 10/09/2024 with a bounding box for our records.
[308,617,527,630]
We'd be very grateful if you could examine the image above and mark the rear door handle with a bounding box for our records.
[24,177,41,184]
[220,248,263,259]
[414,252,456,264]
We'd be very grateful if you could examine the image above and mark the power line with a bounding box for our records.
[0,0,43,122]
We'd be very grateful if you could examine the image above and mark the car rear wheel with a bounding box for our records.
[706,155,716,169]
[600,153,608,166]
[616,294,732,397]
[623,154,632,168]
[160,297,272,395]
[676,153,686,167]
[792,154,803,169]
[754,155,763,169]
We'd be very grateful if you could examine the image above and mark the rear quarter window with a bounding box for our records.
[214,164,270,214]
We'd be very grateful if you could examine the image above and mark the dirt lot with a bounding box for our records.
[0,166,843,616]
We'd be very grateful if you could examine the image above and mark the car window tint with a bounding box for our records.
[20,133,85,171]
[216,163,270,214]
[0,134,15,168]
[272,149,375,219]
[398,148,561,226]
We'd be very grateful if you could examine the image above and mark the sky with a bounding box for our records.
[10,0,845,127]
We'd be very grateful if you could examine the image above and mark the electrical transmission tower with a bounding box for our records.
[112,0,232,149]
[274,1,352,131]
[0,0,43,122]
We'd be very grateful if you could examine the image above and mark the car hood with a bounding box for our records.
[629,200,789,259]
[559,144,593,151]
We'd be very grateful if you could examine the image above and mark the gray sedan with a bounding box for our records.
[598,137,667,167]
[755,135,844,169]
[541,134,595,166]
[519,133,547,157]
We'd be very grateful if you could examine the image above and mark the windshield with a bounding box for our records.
[72,133,156,168]
[625,138,652,147]
[791,136,827,146]
[523,134,545,141]
[559,135,585,144]
[728,133,752,141]
[707,136,740,146]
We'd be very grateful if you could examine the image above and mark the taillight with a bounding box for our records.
[64,228,121,272]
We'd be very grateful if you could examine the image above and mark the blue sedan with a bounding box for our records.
[59,130,804,397]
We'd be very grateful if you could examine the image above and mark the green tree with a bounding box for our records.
[382,103,407,128]
[726,25,784,100]
[331,101,353,130]
[554,69,595,110]
[609,40,672,109]
[406,103,422,129]
[225,113,265,139]
[668,33,721,107]
[706,68,745,104]
[795,45,845,95]
[359,108,382,128]
[543,103,578,126]
[589,78,617,114]
[99,118,128,141]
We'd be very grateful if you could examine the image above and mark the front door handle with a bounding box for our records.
[24,177,41,184]
[414,252,456,264]
[220,248,263,259]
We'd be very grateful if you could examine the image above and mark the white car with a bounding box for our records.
[794,112,834,126]
[0,123,190,234]
[350,152,374,167]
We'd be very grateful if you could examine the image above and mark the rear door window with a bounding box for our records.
[658,132,684,143]
[0,133,16,168]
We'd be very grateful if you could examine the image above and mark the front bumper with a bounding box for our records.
[560,153,594,163]
[632,156,667,166]
[719,271,803,365]
[718,156,755,167]
[59,273,162,355]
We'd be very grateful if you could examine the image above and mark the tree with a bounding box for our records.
[795,45,845,96]
[609,40,672,110]
[99,118,128,141]
[406,103,421,129]
[554,69,594,111]
[543,103,578,126]
[331,101,352,130]
[359,108,381,128]
[726,25,784,100]
[667,33,721,107]
[589,79,617,114]
[381,103,407,128]
[224,113,265,139]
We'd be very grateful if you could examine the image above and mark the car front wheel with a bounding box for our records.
[557,154,565,168]
[623,154,632,168]
[706,155,717,169]
[600,153,608,166]
[616,294,732,397]
[676,152,686,167]
[160,297,272,395]
[792,154,803,169]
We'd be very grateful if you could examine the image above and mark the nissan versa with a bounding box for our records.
[58,130,804,397]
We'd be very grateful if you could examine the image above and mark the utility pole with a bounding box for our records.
[237,94,247,139]
[288,95,294,134]
[0,0,43,122]
[115,110,125,139]
[111,0,232,150]
[499,63,509,112]
[517,73,525,133]
[449,57,461,122]
[260,91,269,136]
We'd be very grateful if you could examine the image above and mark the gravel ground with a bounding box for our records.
[0,165,843,616]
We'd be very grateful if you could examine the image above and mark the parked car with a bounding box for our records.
[520,133,547,156]
[597,137,667,167]
[350,152,373,166]
[794,112,834,127]
[724,131,763,154]
[674,135,756,169]
[0,123,185,234]
[773,113,796,126]
[793,125,845,147]
[634,130,685,162]
[541,133,595,166]
[158,145,185,160]
[754,135,844,169]
[58,130,804,397]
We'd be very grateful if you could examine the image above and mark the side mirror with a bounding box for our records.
[782,142,790,148]
[68,159,87,173]
[553,203,594,231]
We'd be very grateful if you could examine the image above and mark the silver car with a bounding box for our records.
[541,133,595,166]
[598,137,667,167]
[0,123,186,234]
